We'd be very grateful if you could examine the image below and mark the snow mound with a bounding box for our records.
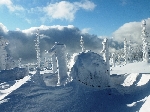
[70,51,110,89]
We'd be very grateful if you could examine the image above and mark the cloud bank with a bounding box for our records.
[1,17,149,63]
[113,18,150,43]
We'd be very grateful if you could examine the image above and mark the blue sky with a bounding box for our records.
[0,0,150,36]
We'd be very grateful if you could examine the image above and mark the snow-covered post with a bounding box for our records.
[101,38,110,76]
[141,20,149,62]
[80,36,85,52]
[124,38,127,64]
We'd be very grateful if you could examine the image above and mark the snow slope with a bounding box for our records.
[0,52,150,111]
[0,73,150,112]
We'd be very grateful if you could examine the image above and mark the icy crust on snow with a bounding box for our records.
[0,67,28,82]
[70,51,111,89]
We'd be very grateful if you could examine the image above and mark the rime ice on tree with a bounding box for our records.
[124,38,127,64]
[49,42,68,85]
[0,37,9,70]
[80,36,85,52]
[35,30,41,68]
[51,53,57,74]
[43,50,52,70]
[128,40,132,63]
[111,53,115,67]
[101,38,110,75]
[141,20,149,63]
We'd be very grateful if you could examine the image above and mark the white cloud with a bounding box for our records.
[0,0,95,24]
[0,23,8,33]
[43,1,77,21]
[81,28,91,34]
[74,0,96,10]
[98,36,110,39]
[0,0,24,12]
[43,0,96,21]
[22,25,75,34]
[15,28,21,31]
[112,18,150,43]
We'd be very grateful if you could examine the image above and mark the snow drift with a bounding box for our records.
[70,51,111,89]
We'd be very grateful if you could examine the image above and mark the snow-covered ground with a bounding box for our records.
[111,61,150,74]
[110,61,150,112]
[0,53,150,111]
[0,75,31,104]
[0,72,150,112]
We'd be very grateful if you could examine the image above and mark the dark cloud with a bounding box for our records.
[1,24,113,63]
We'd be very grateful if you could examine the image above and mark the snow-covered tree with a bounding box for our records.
[0,37,9,70]
[124,38,127,64]
[141,20,149,63]
[80,36,85,52]
[101,38,110,75]
[35,30,41,68]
